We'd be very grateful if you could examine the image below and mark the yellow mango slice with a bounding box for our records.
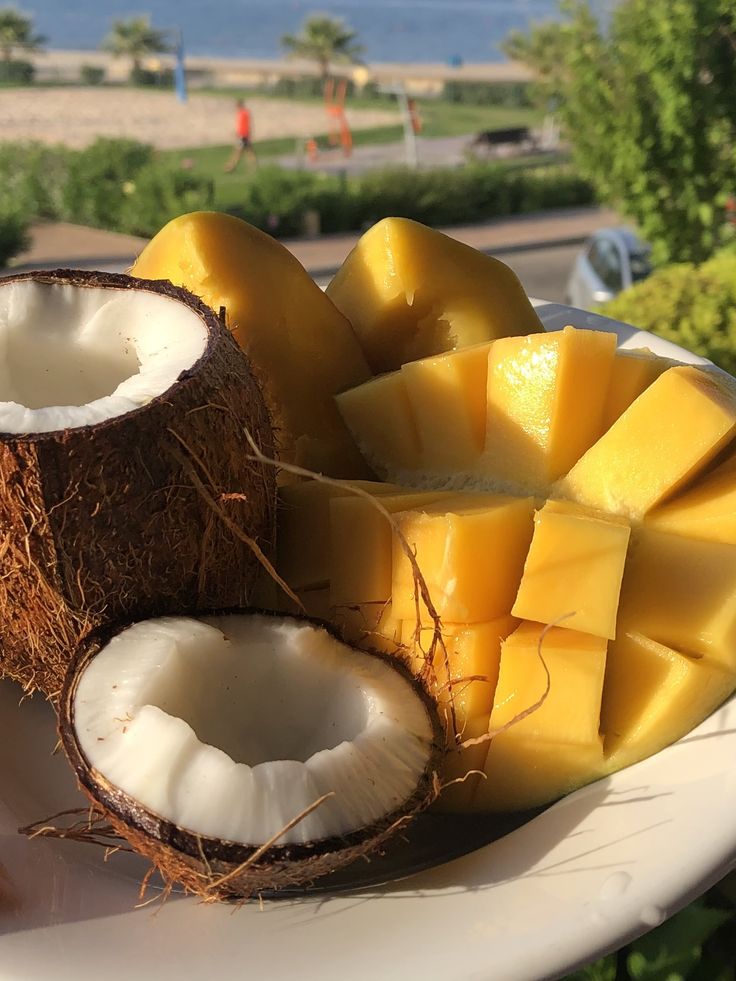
[646,451,736,545]
[601,348,677,432]
[329,490,453,606]
[392,494,535,623]
[325,217,542,373]
[617,527,736,674]
[602,630,736,770]
[335,371,421,479]
[132,211,372,477]
[558,366,736,519]
[483,326,617,493]
[333,601,405,655]
[473,622,607,811]
[401,342,492,472]
[277,478,404,590]
[405,616,518,811]
[512,500,631,640]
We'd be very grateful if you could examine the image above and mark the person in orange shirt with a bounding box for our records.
[224,99,257,172]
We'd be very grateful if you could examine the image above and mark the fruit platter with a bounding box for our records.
[0,214,735,981]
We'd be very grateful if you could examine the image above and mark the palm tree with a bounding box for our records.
[102,15,171,74]
[0,7,45,63]
[281,14,364,81]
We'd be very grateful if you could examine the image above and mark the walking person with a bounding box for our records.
[224,99,257,172]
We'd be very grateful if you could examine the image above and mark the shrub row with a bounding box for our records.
[601,249,736,375]
[226,162,596,237]
[0,138,214,260]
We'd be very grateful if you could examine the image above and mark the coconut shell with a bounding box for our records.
[0,270,276,700]
[59,613,443,902]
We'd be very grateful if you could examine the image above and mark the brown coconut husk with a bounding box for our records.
[0,270,276,701]
[56,613,443,902]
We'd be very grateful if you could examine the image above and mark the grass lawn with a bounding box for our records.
[161,97,543,212]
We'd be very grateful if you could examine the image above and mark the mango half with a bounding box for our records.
[276,329,736,812]
[132,211,372,478]
[326,217,543,374]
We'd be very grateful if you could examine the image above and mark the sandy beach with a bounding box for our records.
[0,87,400,151]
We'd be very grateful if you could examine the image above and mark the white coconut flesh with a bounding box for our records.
[72,614,436,846]
[0,280,207,433]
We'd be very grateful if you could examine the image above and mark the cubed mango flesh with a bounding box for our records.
[601,348,677,432]
[325,217,543,374]
[646,451,736,545]
[512,500,631,639]
[483,326,617,493]
[601,629,736,769]
[391,495,535,623]
[131,211,372,477]
[558,366,736,518]
[401,342,492,472]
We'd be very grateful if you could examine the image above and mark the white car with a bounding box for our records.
[566,227,652,310]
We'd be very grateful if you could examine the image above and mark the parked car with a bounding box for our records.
[566,228,652,309]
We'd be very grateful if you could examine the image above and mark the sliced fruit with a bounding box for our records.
[60,613,441,900]
[131,211,372,478]
[325,217,543,373]
[558,366,736,518]
[645,451,736,545]
[601,629,735,769]
[391,494,535,623]
[483,326,617,493]
[512,500,631,640]
[617,527,736,673]
[601,348,677,432]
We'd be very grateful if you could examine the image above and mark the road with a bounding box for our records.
[499,242,578,303]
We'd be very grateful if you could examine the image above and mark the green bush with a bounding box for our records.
[0,198,31,268]
[117,163,214,236]
[226,162,595,236]
[0,142,70,219]
[442,80,533,108]
[129,65,174,88]
[0,59,34,85]
[80,64,105,85]
[60,138,156,229]
[600,251,736,375]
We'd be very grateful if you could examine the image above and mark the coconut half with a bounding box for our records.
[0,270,275,699]
[60,612,441,900]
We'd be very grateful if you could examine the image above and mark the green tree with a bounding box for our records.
[503,0,736,264]
[281,14,364,81]
[0,6,44,63]
[102,15,171,74]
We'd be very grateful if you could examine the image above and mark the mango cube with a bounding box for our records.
[512,500,631,639]
[601,629,736,769]
[392,494,535,623]
[277,478,404,589]
[487,622,607,744]
[617,528,736,673]
[646,452,736,545]
[335,371,421,478]
[483,326,617,493]
[601,348,677,433]
[401,342,492,472]
[558,366,736,519]
[325,217,542,374]
[329,490,453,606]
[333,601,404,654]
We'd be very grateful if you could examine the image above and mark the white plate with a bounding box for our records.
[1,305,735,981]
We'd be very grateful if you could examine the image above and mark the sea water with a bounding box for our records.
[29,0,578,64]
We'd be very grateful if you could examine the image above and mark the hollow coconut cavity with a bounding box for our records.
[60,612,442,900]
[0,270,275,699]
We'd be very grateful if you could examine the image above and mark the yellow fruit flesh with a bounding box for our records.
[392,494,534,623]
[325,217,543,374]
[645,450,736,544]
[601,348,677,432]
[483,326,617,493]
[276,322,736,812]
[131,211,372,477]
[558,366,736,518]
[512,500,631,640]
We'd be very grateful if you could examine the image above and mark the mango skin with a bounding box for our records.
[326,217,543,374]
[132,211,372,478]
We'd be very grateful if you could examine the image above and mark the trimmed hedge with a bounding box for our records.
[601,250,736,375]
[226,162,596,237]
[0,199,31,268]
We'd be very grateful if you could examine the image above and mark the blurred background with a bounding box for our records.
[1,2,735,976]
